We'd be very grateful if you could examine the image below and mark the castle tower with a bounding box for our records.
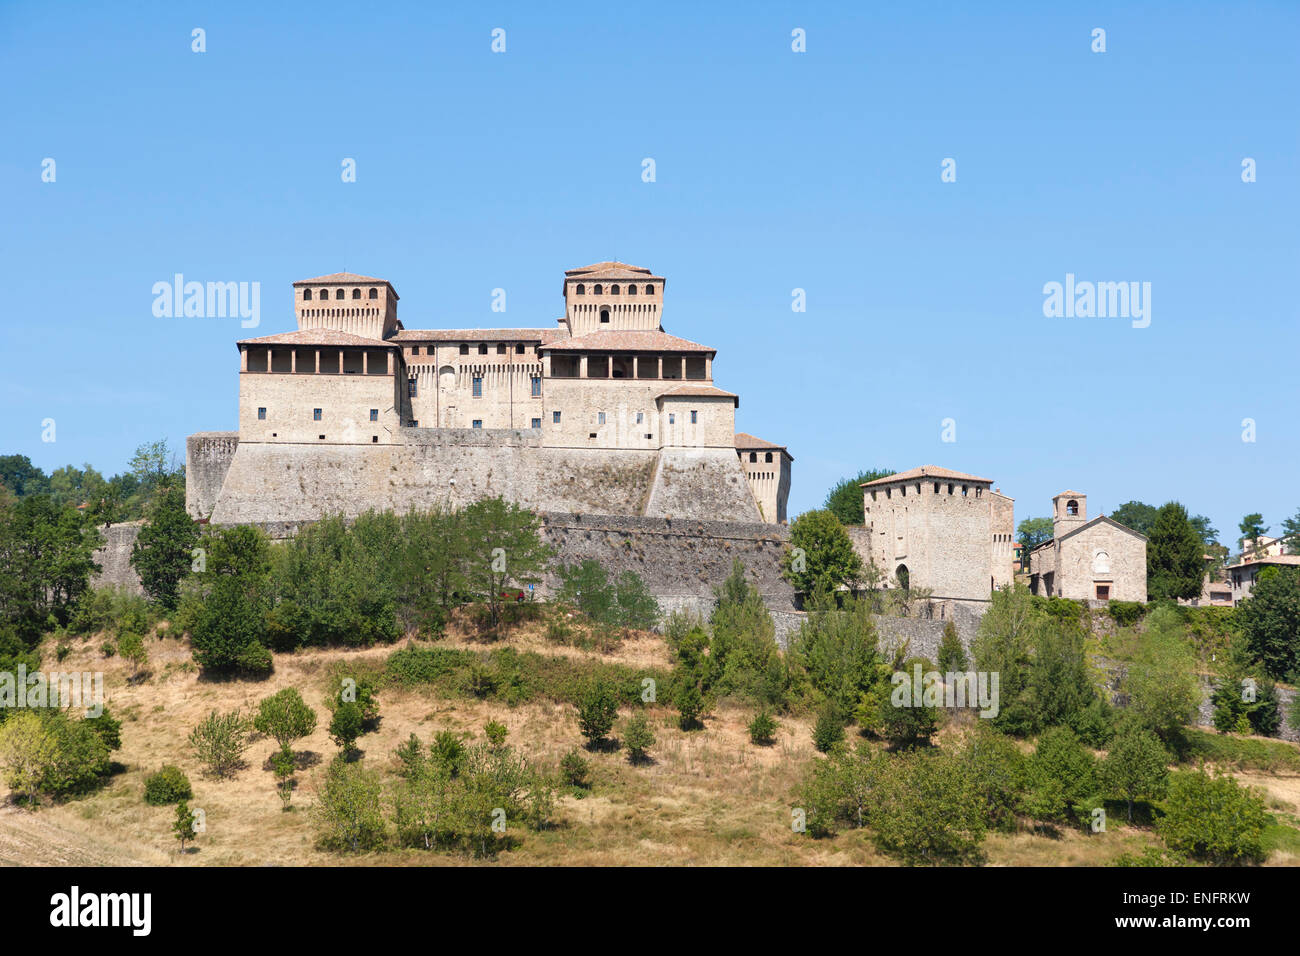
[561,262,664,336]
[1052,490,1087,540]
[293,272,399,341]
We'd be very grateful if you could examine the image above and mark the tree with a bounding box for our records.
[1110,501,1158,536]
[460,497,551,629]
[1281,509,1300,555]
[781,509,863,598]
[1023,726,1097,827]
[173,800,197,852]
[823,469,893,525]
[271,747,296,809]
[1120,608,1202,749]
[748,709,777,745]
[1236,567,1300,681]
[936,621,967,673]
[143,765,192,805]
[1158,769,1268,864]
[313,757,387,853]
[1016,517,1054,553]
[130,483,200,610]
[622,713,655,764]
[0,455,50,498]
[872,750,986,863]
[0,711,56,806]
[329,702,365,755]
[189,709,252,778]
[0,494,102,641]
[1100,725,1169,822]
[117,630,148,679]
[792,595,885,719]
[577,680,619,747]
[708,558,781,704]
[252,688,317,751]
[186,525,273,675]
[1238,513,1268,555]
[812,705,845,753]
[1146,502,1206,602]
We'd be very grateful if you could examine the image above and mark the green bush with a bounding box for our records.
[1158,768,1269,864]
[559,748,590,788]
[1107,600,1147,628]
[188,709,252,778]
[872,749,987,864]
[314,757,387,853]
[484,720,508,749]
[622,713,656,764]
[252,688,317,750]
[812,706,845,753]
[748,709,778,745]
[328,702,364,754]
[576,680,619,747]
[144,765,193,805]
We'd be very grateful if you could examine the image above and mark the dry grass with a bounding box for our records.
[1,619,1297,866]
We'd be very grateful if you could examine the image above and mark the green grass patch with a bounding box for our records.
[1182,728,1300,773]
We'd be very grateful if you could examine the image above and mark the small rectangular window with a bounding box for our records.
[553,411,562,423]
[473,376,483,398]
[690,410,698,424]
[497,345,506,355]
[257,407,266,420]
[369,409,378,422]
[472,419,483,429]
[516,344,525,354]
[411,346,420,356]
[531,376,541,397]
[597,412,606,425]
[636,412,643,424]
[531,417,541,429]
[313,408,322,421]
[459,344,469,355]
[408,378,418,397]
[478,344,488,355]
[372,436,378,443]
[669,413,675,425]
[411,420,419,427]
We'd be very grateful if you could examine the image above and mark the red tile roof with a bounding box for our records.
[658,384,737,399]
[861,465,993,487]
[237,329,393,348]
[734,432,786,451]
[564,261,660,280]
[543,329,714,353]
[293,272,389,285]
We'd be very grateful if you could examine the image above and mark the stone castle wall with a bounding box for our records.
[198,431,759,525]
[185,432,238,519]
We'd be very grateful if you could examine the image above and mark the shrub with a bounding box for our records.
[960,729,1028,832]
[328,702,364,754]
[1099,725,1169,823]
[174,800,197,851]
[748,709,778,745]
[188,709,252,778]
[936,621,967,673]
[430,731,467,776]
[812,706,845,753]
[1107,600,1147,628]
[314,757,387,853]
[559,748,590,788]
[622,713,655,764]
[117,631,148,678]
[1158,768,1269,864]
[872,750,986,864]
[484,720,508,749]
[674,680,704,730]
[577,680,619,747]
[1023,726,1098,828]
[271,746,296,809]
[144,765,192,805]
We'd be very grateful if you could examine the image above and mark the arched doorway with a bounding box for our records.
[896,564,910,591]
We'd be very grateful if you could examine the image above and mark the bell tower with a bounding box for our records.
[1052,490,1087,539]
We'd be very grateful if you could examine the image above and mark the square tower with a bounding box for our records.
[294,272,399,341]
[562,262,664,336]
[1052,490,1087,539]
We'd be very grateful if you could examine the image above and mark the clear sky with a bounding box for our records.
[2,1,1296,542]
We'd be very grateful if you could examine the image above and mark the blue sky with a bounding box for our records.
[2,1,1296,541]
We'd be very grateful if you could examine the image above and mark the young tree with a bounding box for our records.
[460,497,551,628]
[130,483,200,610]
[0,711,56,806]
[621,713,655,764]
[936,621,967,673]
[1023,726,1097,827]
[1281,508,1300,555]
[823,469,894,525]
[781,509,863,598]
[1238,513,1268,556]
[329,702,365,756]
[577,680,619,748]
[173,800,197,852]
[188,709,252,778]
[252,688,318,752]
[1146,502,1207,602]
[1158,769,1269,864]
[1120,608,1201,749]
[271,747,296,809]
[1100,725,1169,822]
[117,630,148,680]
[186,525,273,675]
[1109,501,1158,536]
[313,757,387,853]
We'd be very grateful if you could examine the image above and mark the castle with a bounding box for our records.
[186,263,793,525]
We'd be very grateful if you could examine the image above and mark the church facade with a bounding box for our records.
[1027,491,1148,602]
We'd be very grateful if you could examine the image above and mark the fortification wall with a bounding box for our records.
[185,432,238,518]
[90,522,145,595]
[202,431,760,525]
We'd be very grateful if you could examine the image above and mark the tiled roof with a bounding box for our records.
[564,261,659,280]
[237,329,393,348]
[293,272,388,285]
[393,328,566,344]
[658,384,737,400]
[1228,554,1300,570]
[1054,489,1086,498]
[543,330,713,353]
[861,465,992,487]
[734,432,786,451]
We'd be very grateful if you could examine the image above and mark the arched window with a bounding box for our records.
[1067,499,1079,516]
[351,288,361,299]
[645,285,654,295]
[576,283,585,294]
[896,564,910,591]
[335,289,345,300]
[600,308,610,324]
[611,284,620,294]
[303,289,313,300]
[594,284,603,294]
[628,284,637,295]
[369,287,378,299]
